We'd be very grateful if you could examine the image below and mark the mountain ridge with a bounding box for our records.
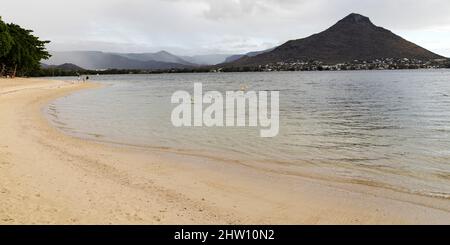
[224,48,275,63]
[116,51,196,66]
[46,51,194,70]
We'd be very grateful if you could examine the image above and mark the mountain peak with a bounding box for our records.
[226,13,443,65]
[339,13,373,25]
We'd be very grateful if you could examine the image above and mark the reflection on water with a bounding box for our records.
[46,70,450,199]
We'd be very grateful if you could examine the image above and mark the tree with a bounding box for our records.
[0,16,50,78]
[0,17,13,76]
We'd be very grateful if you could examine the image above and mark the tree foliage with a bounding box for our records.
[0,17,50,77]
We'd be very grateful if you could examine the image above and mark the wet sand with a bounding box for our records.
[1,78,449,224]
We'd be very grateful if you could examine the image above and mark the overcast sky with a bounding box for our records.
[1,0,449,56]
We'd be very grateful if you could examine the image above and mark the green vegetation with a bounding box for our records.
[0,17,50,77]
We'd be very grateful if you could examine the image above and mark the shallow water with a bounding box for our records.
[45,70,450,199]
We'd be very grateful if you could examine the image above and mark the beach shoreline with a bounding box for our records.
[1,77,449,224]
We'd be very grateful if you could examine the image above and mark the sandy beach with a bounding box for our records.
[0,78,449,224]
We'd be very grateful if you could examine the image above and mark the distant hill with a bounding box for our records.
[180,54,233,65]
[46,51,194,70]
[117,51,195,66]
[224,48,275,63]
[55,63,85,71]
[227,13,443,66]
[41,63,85,71]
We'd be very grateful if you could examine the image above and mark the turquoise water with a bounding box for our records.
[45,70,450,199]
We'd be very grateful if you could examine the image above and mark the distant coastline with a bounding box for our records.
[35,58,450,77]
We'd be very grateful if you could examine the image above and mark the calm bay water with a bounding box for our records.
[45,70,450,198]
